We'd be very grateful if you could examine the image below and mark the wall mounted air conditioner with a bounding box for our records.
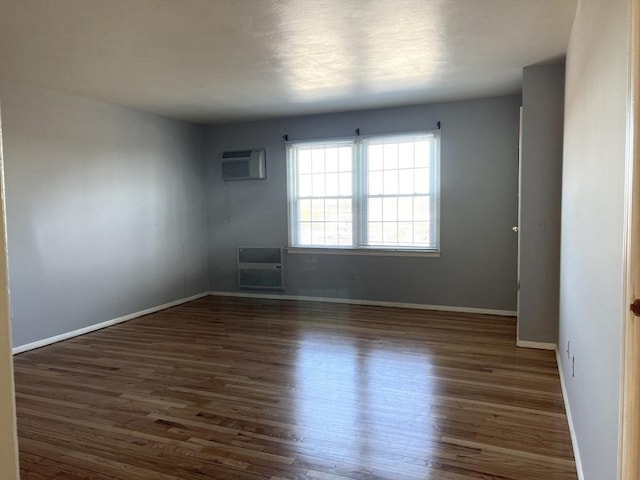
[221,149,266,181]
[237,246,284,290]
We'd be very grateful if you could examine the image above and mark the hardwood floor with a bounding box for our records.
[13,296,577,480]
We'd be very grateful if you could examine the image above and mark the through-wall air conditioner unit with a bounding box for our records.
[237,246,284,290]
[221,149,266,181]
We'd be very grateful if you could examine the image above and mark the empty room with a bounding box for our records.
[0,0,638,479]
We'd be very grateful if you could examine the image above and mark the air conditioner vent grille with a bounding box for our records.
[223,150,253,159]
[222,161,250,179]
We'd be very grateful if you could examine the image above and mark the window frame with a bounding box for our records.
[286,131,441,256]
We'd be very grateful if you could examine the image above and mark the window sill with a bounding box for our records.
[286,247,441,258]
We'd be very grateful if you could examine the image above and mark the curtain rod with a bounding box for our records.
[282,122,441,143]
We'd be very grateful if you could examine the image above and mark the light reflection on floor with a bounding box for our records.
[295,332,437,476]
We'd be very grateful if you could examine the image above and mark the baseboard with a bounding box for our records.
[516,340,557,350]
[12,292,209,355]
[208,291,517,317]
[12,291,515,355]
[555,348,585,480]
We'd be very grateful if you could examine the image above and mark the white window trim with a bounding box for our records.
[286,247,441,257]
[286,131,441,255]
[286,138,356,249]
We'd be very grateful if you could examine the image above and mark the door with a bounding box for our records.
[621,0,640,477]
[0,104,19,477]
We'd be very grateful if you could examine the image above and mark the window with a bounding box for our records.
[287,131,440,253]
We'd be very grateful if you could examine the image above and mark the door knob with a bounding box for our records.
[631,299,640,316]
[512,226,519,233]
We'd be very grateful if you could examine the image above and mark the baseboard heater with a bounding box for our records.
[237,246,284,290]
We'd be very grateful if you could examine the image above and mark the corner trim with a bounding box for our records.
[208,291,517,317]
[12,292,209,355]
[516,340,557,350]
[556,348,585,480]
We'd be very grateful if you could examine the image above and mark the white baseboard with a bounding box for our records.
[516,340,557,350]
[12,291,515,356]
[12,292,209,355]
[555,348,584,480]
[208,291,517,317]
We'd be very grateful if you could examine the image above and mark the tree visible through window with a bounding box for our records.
[287,132,440,252]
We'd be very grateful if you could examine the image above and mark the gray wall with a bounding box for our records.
[558,0,628,478]
[0,81,209,348]
[207,95,521,311]
[518,63,565,344]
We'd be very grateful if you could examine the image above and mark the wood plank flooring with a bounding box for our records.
[13,296,577,479]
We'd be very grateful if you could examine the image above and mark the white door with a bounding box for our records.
[0,104,19,477]
[620,0,640,477]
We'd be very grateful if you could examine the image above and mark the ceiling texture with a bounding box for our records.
[0,0,577,124]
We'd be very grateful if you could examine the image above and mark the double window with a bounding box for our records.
[287,131,440,253]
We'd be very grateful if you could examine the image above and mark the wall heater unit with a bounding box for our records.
[237,247,284,290]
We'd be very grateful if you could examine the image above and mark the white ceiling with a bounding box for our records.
[0,0,577,124]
